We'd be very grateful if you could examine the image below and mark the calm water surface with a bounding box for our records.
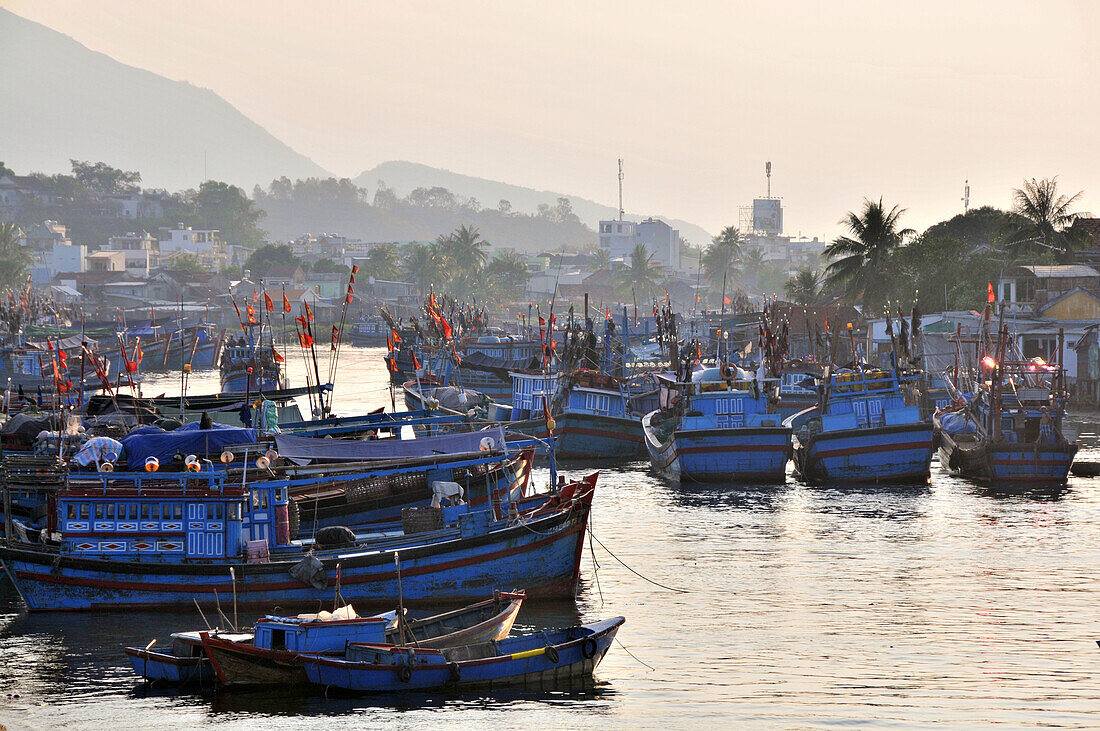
[2,347,1099,728]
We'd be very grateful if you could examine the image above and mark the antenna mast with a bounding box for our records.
[962,179,970,214]
[617,158,624,221]
[766,161,772,198]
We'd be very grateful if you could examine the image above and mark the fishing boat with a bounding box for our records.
[125,630,252,686]
[0,467,596,611]
[788,367,933,484]
[346,316,392,347]
[200,591,524,687]
[934,327,1077,487]
[771,362,824,420]
[220,334,286,393]
[300,616,624,692]
[642,367,791,483]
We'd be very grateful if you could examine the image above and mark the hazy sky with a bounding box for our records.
[3,0,1098,240]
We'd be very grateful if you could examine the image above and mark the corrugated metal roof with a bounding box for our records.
[1019,264,1099,278]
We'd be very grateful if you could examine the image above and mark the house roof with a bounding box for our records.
[1037,286,1100,316]
[1071,217,1100,244]
[53,271,135,285]
[1014,264,1099,278]
[266,264,302,278]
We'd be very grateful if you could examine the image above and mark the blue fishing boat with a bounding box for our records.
[0,468,596,611]
[934,327,1076,487]
[199,591,524,686]
[788,368,933,484]
[220,333,286,394]
[772,362,824,420]
[641,367,791,483]
[300,616,624,692]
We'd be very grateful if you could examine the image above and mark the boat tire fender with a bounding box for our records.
[545,646,560,664]
[581,638,598,659]
[397,663,412,683]
[448,662,461,681]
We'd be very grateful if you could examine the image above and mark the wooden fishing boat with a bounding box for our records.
[201,591,524,687]
[0,468,596,611]
[220,336,286,393]
[300,616,624,692]
[788,368,933,485]
[125,630,252,685]
[642,368,791,483]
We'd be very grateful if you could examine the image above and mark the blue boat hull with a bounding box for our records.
[937,430,1077,487]
[221,371,283,393]
[0,486,593,611]
[302,617,623,692]
[795,422,933,484]
[507,412,645,461]
[643,414,791,483]
[125,648,212,685]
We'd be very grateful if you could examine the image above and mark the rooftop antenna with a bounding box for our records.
[617,158,624,221]
[766,161,772,198]
[962,178,970,214]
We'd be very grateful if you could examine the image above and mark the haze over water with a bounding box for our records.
[2,347,1099,728]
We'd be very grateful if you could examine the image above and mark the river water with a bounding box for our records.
[2,347,1099,728]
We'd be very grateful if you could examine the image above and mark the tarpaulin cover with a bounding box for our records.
[121,421,257,466]
[1,412,60,439]
[458,350,541,380]
[939,412,977,435]
[26,334,96,351]
[274,426,508,465]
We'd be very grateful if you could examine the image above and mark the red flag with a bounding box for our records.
[252,290,259,303]
[304,302,313,322]
[283,293,292,313]
[295,315,307,328]
[272,345,285,363]
[302,332,313,348]
[440,316,452,340]
[412,351,421,370]
[331,325,340,349]
[135,345,143,364]
[451,342,462,364]
[264,292,274,312]
[351,264,360,275]
[297,331,307,348]
[388,356,398,373]
[349,273,356,285]
[429,292,437,311]
[58,349,67,364]
[987,282,995,303]
[232,299,246,331]
[246,304,256,324]
[391,329,402,344]
[125,358,138,373]
[386,334,393,351]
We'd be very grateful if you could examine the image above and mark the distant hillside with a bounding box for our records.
[355,161,715,246]
[256,177,595,253]
[0,8,330,192]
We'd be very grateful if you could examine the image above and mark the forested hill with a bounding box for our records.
[355,161,714,247]
[255,177,595,252]
[0,9,330,191]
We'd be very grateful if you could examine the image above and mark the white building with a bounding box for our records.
[103,232,160,278]
[158,224,222,254]
[599,217,680,271]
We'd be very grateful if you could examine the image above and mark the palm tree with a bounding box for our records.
[824,198,915,313]
[443,224,489,272]
[0,222,30,293]
[785,267,822,306]
[1004,177,1085,262]
[362,243,403,281]
[403,242,449,294]
[701,226,741,291]
[590,246,611,271]
[486,250,530,298]
[740,246,766,287]
[615,243,664,301]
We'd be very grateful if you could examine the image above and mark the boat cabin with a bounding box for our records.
[819,369,922,432]
[56,470,290,560]
[658,368,781,430]
[254,614,388,652]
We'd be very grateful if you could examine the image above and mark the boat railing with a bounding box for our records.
[66,469,227,496]
[828,369,919,394]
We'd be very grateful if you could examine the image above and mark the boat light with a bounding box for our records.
[981,356,997,369]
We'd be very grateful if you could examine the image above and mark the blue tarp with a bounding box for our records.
[121,421,257,467]
[274,426,508,465]
[939,412,976,435]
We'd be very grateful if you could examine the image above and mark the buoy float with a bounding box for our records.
[220,451,234,464]
[144,456,159,472]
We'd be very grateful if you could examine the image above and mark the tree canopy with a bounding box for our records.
[245,244,300,277]
[824,198,915,314]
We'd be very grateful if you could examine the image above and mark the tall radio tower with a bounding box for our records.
[962,179,970,214]
[618,158,624,221]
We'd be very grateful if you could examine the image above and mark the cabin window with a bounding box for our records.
[211,503,224,520]
[123,504,139,520]
[94,504,114,520]
[66,504,78,519]
[585,393,611,414]
[270,628,287,650]
[79,503,89,520]
[141,503,157,520]
[169,503,183,520]
[260,491,269,510]
[228,502,241,521]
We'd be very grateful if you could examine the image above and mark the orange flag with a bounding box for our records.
[264,292,274,312]
[304,301,313,322]
[987,282,995,303]
[283,293,292,313]
[272,345,285,363]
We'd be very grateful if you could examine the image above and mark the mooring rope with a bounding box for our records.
[587,527,690,594]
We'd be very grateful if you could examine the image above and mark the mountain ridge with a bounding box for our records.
[355,160,715,246]
[0,8,331,191]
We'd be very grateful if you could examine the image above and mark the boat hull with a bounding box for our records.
[506,412,645,461]
[795,422,933,484]
[643,413,791,483]
[302,617,623,692]
[937,430,1077,487]
[0,482,593,612]
[125,648,213,685]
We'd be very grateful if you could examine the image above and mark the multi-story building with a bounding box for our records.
[598,217,680,270]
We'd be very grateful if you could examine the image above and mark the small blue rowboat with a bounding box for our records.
[125,630,253,685]
[301,616,624,692]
